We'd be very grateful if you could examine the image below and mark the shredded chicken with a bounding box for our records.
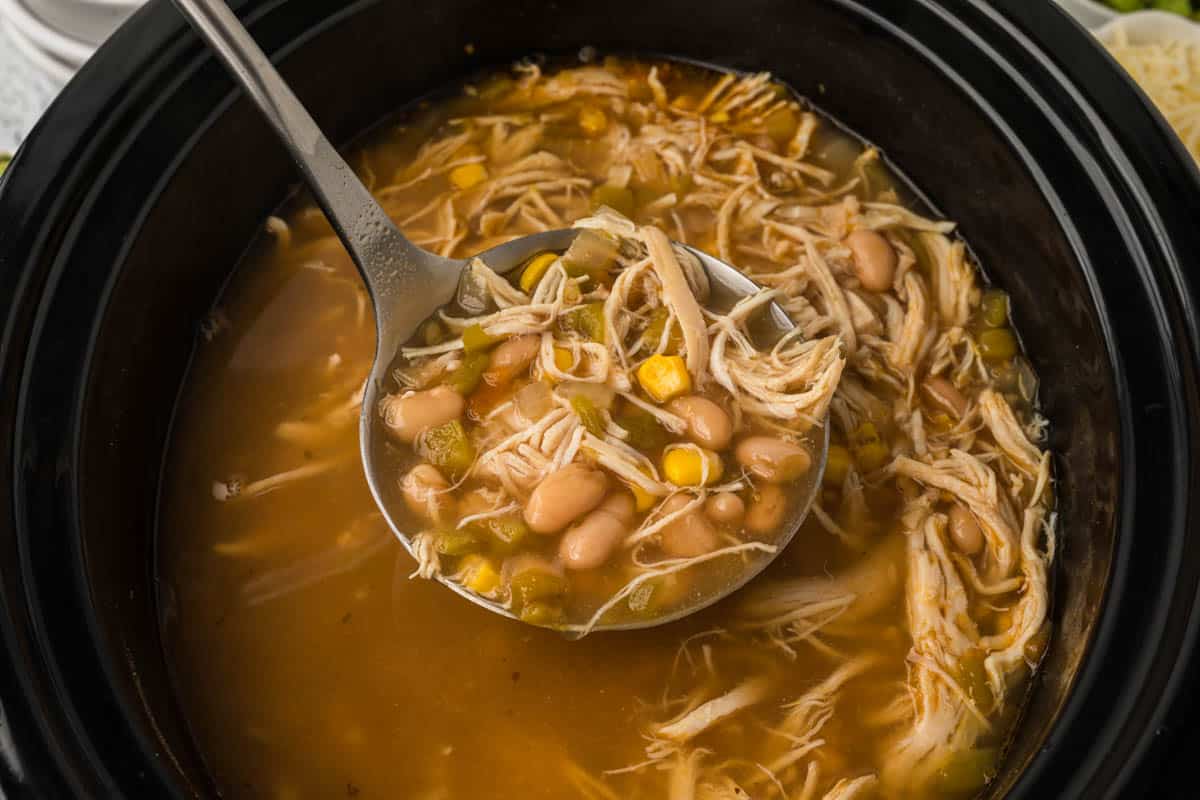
[821,775,879,800]
[642,225,710,383]
[653,677,771,743]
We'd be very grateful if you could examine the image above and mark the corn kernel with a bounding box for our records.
[578,106,609,136]
[854,441,891,472]
[824,445,852,486]
[636,354,691,403]
[628,481,658,512]
[519,252,558,293]
[708,109,730,123]
[553,347,575,373]
[662,447,724,487]
[449,162,488,190]
[461,555,501,594]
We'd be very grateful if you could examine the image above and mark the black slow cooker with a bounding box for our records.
[0,0,1197,797]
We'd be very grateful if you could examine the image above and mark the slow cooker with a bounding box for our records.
[0,0,1197,797]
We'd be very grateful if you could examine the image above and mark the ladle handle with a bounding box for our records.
[170,0,436,291]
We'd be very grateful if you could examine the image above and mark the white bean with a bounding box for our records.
[735,436,812,483]
[559,493,636,570]
[485,334,540,382]
[948,504,984,556]
[845,229,897,292]
[523,463,607,534]
[667,395,733,450]
[745,484,787,535]
[380,386,463,443]
[705,492,745,525]
[660,495,721,557]
[400,464,455,522]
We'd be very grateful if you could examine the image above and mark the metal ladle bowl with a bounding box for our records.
[173,0,828,632]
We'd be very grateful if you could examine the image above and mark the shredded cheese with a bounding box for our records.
[1104,29,1200,164]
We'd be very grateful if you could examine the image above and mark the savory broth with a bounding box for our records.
[161,57,1053,799]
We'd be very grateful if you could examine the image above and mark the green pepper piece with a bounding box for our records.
[980,289,1009,328]
[560,302,607,343]
[519,600,564,626]
[462,323,500,354]
[443,351,489,395]
[614,407,669,452]
[627,574,683,615]
[641,306,683,353]
[435,529,482,557]
[508,567,568,609]
[478,515,531,555]
[1106,0,1144,10]
[0,154,10,177]
[415,420,475,480]
[570,395,606,437]
[978,328,1018,362]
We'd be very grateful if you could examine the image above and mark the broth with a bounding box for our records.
[161,57,1054,799]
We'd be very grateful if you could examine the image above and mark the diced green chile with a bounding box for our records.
[519,600,564,625]
[509,567,568,609]
[571,395,606,437]
[615,407,670,451]
[476,516,532,555]
[416,420,475,479]
[560,302,607,342]
[443,352,490,394]
[462,323,500,354]
[435,529,482,556]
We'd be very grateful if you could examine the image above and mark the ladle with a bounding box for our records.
[172,0,828,632]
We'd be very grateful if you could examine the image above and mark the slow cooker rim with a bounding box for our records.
[0,0,1196,797]
[919,3,1200,796]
